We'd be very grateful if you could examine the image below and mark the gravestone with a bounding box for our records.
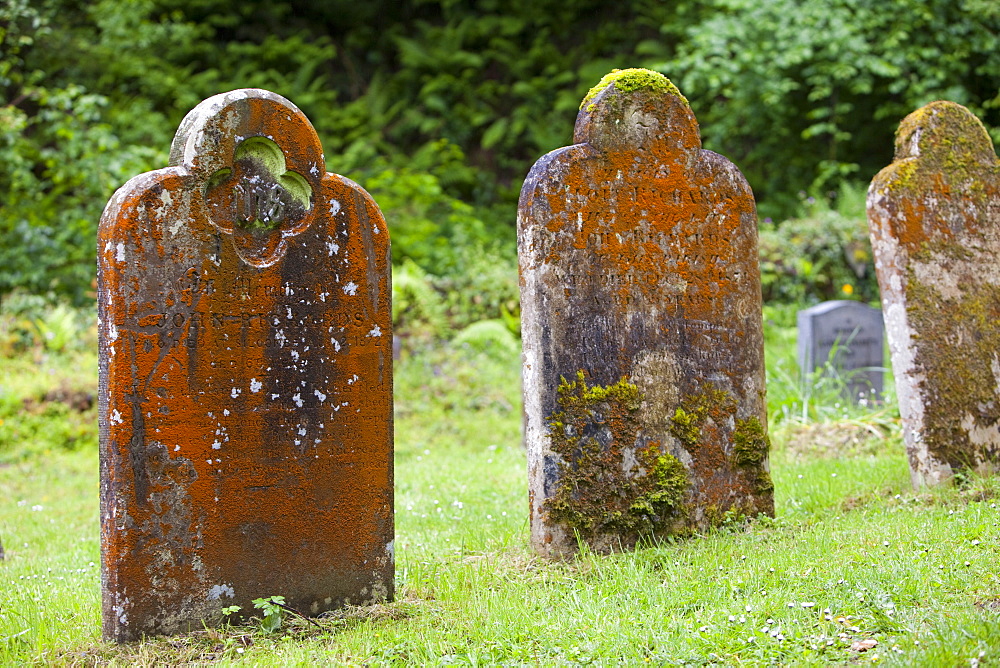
[97,89,393,642]
[518,69,772,559]
[797,300,884,402]
[868,100,1000,487]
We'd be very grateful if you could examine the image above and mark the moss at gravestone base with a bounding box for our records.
[669,385,773,512]
[544,372,688,539]
[733,416,774,495]
[668,385,736,449]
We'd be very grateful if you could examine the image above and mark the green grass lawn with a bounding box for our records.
[2,329,999,665]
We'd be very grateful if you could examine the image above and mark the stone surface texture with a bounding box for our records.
[518,69,772,559]
[797,300,884,402]
[97,89,393,641]
[868,100,1000,488]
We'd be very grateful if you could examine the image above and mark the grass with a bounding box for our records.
[1,314,999,665]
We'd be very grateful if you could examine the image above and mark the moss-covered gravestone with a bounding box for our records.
[517,69,772,559]
[868,101,1000,487]
[98,89,393,641]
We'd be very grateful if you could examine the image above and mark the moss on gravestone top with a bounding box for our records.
[889,100,998,194]
[580,68,688,111]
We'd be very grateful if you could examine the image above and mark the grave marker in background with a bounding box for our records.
[797,300,884,402]
[868,100,1000,487]
[518,69,772,559]
[98,89,393,641]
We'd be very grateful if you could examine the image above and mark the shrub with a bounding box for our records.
[759,183,878,305]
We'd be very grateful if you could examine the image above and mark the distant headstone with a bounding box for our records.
[518,69,772,559]
[797,300,884,402]
[98,89,393,642]
[868,100,1000,487]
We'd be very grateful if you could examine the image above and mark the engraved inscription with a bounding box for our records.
[235,179,288,231]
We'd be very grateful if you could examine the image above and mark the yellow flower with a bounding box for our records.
[842,283,854,295]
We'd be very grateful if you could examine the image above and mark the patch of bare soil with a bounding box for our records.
[774,420,890,460]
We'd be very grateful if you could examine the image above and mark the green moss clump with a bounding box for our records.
[731,416,773,494]
[668,386,736,449]
[634,453,688,515]
[580,68,688,111]
[705,503,754,529]
[544,371,688,539]
[887,101,998,198]
[732,417,769,466]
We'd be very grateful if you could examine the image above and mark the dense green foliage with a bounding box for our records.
[666,0,1000,215]
[2,0,998,302]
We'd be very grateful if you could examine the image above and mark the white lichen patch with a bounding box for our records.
[314,389,327,402]
[343,282,358,295]
[293,393,303,407]
[116,243,126,262]
[368,324,382,337]
[250,378,262,393]
[110,409,123,425]
[207,584,235,600]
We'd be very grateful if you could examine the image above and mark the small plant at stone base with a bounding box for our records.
[253,596,286,633]
[220,604,241,624]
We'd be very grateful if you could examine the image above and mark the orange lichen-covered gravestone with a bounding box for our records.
[97,89,393,641]
[868,101,1000,487]
[518,69,772,559]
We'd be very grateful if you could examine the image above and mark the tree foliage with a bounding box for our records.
[1,0,998,301]
[664,0,1000,215]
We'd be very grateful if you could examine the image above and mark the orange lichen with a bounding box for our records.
[98,90,393,641]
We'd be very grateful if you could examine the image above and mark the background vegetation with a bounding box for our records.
[3,2,1000,662]
[2,0,999,309]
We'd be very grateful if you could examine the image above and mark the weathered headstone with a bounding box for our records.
[797,300,884,402]
[97,89,393,641]
[518,69,772,559]
[868,100,1000,487]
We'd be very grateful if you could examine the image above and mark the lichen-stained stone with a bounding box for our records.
[97,89,393,642]
[517,69,772,559]
[867,101,1000,488]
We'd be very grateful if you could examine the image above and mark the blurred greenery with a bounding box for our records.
[1,0,998,307]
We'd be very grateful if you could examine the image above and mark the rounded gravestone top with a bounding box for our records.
[168,88,327,184]
[572,68,699,156]
[894,100,996,168]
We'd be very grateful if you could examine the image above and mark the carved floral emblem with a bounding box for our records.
[204,136,314,267]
